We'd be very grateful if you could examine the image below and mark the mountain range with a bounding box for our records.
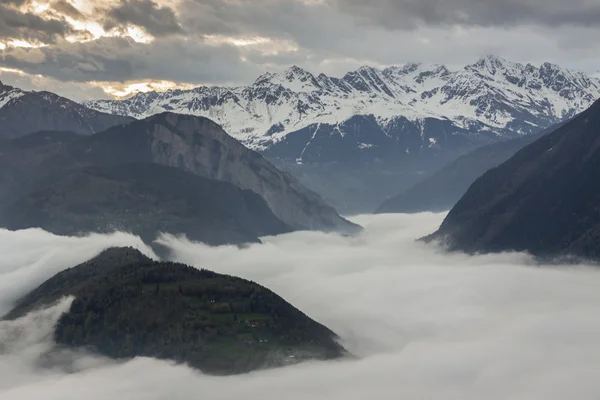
[2,56,598,215]
[78,56,600,213]
[84,55,600,164]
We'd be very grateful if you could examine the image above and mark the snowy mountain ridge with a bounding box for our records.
[0,82,26,110]
[83,55,600,154]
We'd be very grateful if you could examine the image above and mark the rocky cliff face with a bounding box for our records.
[139,113,359,233]
[0,114,359,234]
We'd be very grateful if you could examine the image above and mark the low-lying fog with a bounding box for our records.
[2,213,600,399]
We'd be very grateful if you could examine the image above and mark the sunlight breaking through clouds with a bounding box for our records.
[92,79,198,99]
[1,0,599,101]
[3,0,163,49]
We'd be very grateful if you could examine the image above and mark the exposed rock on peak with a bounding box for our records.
[121,113,359,233]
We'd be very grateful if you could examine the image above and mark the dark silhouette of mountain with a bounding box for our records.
[0,82,133,138]
[0,163,291,246]
[426,98,600,259]
[376,123,566,214]
[0,113,360,242]
[5,247,346,375]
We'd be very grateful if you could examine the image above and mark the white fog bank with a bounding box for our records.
[2,213,600,399]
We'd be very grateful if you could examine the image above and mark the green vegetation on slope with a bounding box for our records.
[5,248,346,375]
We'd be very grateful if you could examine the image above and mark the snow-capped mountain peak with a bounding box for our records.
[383,63,451,92]
[83,57,600,154]
[258,66,322,93]
[342,66,396,97]
[0,82,25,110]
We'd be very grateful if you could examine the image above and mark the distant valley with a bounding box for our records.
[376,121,568,214]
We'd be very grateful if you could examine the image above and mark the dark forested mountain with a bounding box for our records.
[0,82,133,138]
[0,113,358,244]
[0,164,291,246]
[5,247,346,375]
[376,122,567,214]
[426,98,600,259]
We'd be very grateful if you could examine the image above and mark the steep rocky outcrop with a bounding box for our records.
[5,248,346,375]
[0,114,359,235]
[426,99,600,259]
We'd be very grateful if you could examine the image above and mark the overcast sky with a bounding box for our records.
[0,0,599,100]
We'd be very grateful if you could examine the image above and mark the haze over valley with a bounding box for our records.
[4,214,600,399]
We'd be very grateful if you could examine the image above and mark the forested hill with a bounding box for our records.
[5,247,346,375]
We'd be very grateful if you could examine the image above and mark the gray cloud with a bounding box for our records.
[177,0,348,51]
[0,68,109,100]
[3,214,600,398]
[334,0,600,29]
[1,0,600,101]
[0,3,74,43]
[50,0,85,20]
[103,0,184,37]
[0,36,261,84]
[0,0,28,6]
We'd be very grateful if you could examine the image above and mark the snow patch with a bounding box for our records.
[0,89,25,110]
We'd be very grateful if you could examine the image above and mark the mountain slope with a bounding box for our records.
[0,163,291,246]
[84,56,600,163]
[0,82,134,138]
[0,114,359,234]
[5,247,346,375]
[426,98,600,259]
[376,122,567,213]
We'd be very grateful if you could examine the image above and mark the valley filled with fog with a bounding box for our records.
[1,213,600,399]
